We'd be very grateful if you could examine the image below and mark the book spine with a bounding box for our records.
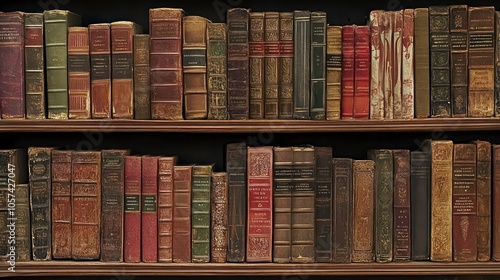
[278,12,294,119]
[173,166,192,263]
[332,158,353,263]
[89,23,112,118]
[207,23,228,120]
[249,12,265,119]
[341,25,355,119]
[158,157,176,263]
[353,25,370,119]
[24,13,45,119]
[496,12,500,116]
[293,11,311,119]
[369,11,384,120]
[382,12,394,119]
[326,26,342,120]
[392,11,403,119]
[401,9,415,119]
[192,165,212,262]
[141,156,158,263]
[51,150,72,259]
[393,150,411,261]
[124,156,141,263]
[309,12,326,120]
[133,34,151,120]
[475,141,491,261]
[211,172,228,263]
[264,12,280,119]
[493,145,500,260]
[314,147,332,262]
[450,5,468,117]
[68,27,91,119]
[15,184,31,261]
[414,8,430,118]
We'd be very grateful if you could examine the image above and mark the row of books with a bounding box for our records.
[2,140,500,263]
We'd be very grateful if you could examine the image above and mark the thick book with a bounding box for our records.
[382,12,394,119]
[173,165,193,263]
[207,23,228,120]
[278,12,294,119]
[353,25,370,119]
[332,158,353,263]
[496,12,500,116]
[264,12,280,119]
[133,34,151,120]
[310,11,326,120]
[449,5,468,117]
[249,12,265,119]
[369,11,384,120]
[392,11,403,119]
[493,145,500,260]
[51,150,72,259]
[314,147,332,262]
[341,25,355,119]
[393,150,411,261]
[414,8,430,118]
[89,23,111,118]
[192,165,213,262]
[401,9,415,119]
[24,13,45,119]
[43,10,82,119]
[211,172,228,263]
[293,11,311,119]
[247,146,273,262]
[149,8,185,120]
[158,156,176,263]
[124,156,141,263]
[326,25,342,120]
[141,156,158,263]
[475,140,491,261]
[68,26,91,119]
[15,184,31,261]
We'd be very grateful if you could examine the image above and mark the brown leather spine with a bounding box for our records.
[211,172,228,263]
[15,183,31,261]
[475,140,491,261]
[173,166,192,262]
[133,34,151,120]
[24,13,45,119]
[450,5,468,117]
[326,25,342,120]
[158,156,177,263]
[393,150,411,261]
[493,145,500,260]
[207,23,228,120]
[278,12,293,119]
[414,8,430,118]
[141,156,159,263]
[264,12,280,119]
[89,23,111,118]
[51,150,72,259]
[332,158,353,263]
[249,12,265,119]
[314,147,332,263]
[68,26,91,119]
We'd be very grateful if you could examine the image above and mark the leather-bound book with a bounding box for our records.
[401,9,415,119]
[182,16,210,120]
[369,11,384,120]
[227,8,250,119]
[207,23,228,120]
[247,146,273,262]
[382,12,394,119]
[429,6,451,117]
[278,12,294,119]
[497,12,500,116]
[393,150,411,261]
[43,10,82,119]
[264,12,280,119]
[111,21,143,119]
[192,165,213,262]
[332,158,353,263]
[211,172,228,263]
[158,156,177,263]
[493,145,500,261]
[101,150,130,262]
[450,5,468,117]
[310,12,326,120]
[367,149,393,263]
[430,140,453,262]
[353,25,370,119]
[468,6,495,117]
[68,27,91,119]
[314,147,332,262]
[249,12,265,119]
[28,147,53,261]
[326,26,342,120]
[24,13,45,119]
[273,147,293,263]
[352,160,375,263]
[149,8,185,120]
[173,165,193,263]
[0,12,24,119]
[414,8,430,118]
[141,156,158,263]
[89,23,111,118]
[16,184,31,261]
[71,151,101,260]
[293,11,311,119]
[475,140,491,261]
[392,11,403,119]
[341,25,355,119]
[133,34,151,120]
[226,142,247,262]
[124,156,141,263]
[51,150,72,259]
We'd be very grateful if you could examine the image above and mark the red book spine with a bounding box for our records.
[158,156,176,262]
[124,156,141,263]
[142,156,159,262]
[341,25,355,119]
[354,25,370,119]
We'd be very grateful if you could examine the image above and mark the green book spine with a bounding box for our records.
[309,11,327,120]
[293,10,311,119]
[192,165,212,262]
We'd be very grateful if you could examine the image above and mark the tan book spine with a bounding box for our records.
[401,9,415,119]
[392,10,403,119]
[326,25,342,120]
[369,11,384,120]
[211,172,228,263]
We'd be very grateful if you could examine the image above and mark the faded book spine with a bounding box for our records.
[326,26,342,120]
[51,150,72,259]
[207,23,228,120]
[493,145,500,260]
[341,25,355,119]
[16,184,31,261]
[211,172,228,263]
[158,157,176,263]
[264,12,280,119]
[393,150,411,261]
[68,26,91,119]
[310,12,326,120]
[249,12,265,119]
[353,25,370,119]
[133,34,151,120]
[293,11,311,119]
[141,156,158,263]
[401,9,415,119]
[332,158,353,263]
[496,12,500,116]
[414,8,430,118]
[278,12,294,119]
[89,23,111,118]
[475,141,491,261]
[124,156,141,263]
[370,11,384,120]
[392,11,403,119]
[382,12,394,119]
[450,5,468,117]
[173,166,192,263]
[192,165,213,263]
[314,147,332,262]
[24,13,45,119]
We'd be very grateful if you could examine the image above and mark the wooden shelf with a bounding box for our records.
[2,118,500,133]
[1,261,499,277]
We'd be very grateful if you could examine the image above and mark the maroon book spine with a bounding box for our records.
[341,25,355,119]
[89,23,112,118]
[173,166,193,262]
[124,156,141,263]
[158,156,176,262]
[141,156,158,262]
[353,25,370,119]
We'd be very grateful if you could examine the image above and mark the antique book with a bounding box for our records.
[382,12,394,119]
[71,151,101,260]
[0,12,25,119]
[43,10,82,119]
[430,140,453,262]
[392,11,403,119]
[149,8,185,120]
[493,145,500,260]
[226,142,247,262]
[401,9,415,119]
[142,156,159,263]
[410,150,431,261]
[293,11,311,119]
[449,5,468,117]
[111,21,143,119]
[429,6,451,117]
[414,8,430,118]
[468,6,495,117]
[89,23,111,118]
[15,184,31,261]
[247,146,273,262]
[133,34,151,119]
[51,150,72,259]
[326,25,342,120]
[207,23,228,120]
[28,147,52,261]
[273,147,293,263]
[353,25,370,119]
[192,165,213,262]
[24,13,45,119]
[368,149,393,263]
[264,12,280,119]
[341,25,355,119]
[124,156,141,263]
[332,158,353,263]
[173,165,193,263]
[310,11,327,120]
[182,16,210,120]
[249,12,265,119]
[100,150,130,262]
[393,150,411,261]
[475,140,491,261]
[496,12,500,116]
[352,160,375,263]
[158,156,177,263]
[67,27,91,119]
[369,11,384,120]
[211,172,228,263]
[227,8,250,119]
[278,12,294,119]
[314,147,332,262]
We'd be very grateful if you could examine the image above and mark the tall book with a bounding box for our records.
[124,156,141,263]
[43,10,82,119]
[247,146,273,262]
[89,23,111,118]
[67,26,91,119]
[141,156,158,263]
[158,156,176,263]
[133,34,151,120]
[341,25,355,119]
[314,147,332,262]
[310,11,326,120]
[392,11,403,119]
[249,12,265,119]
[207,23,228,120]
[51,150,72,259]
[211,172,228,263]
[264,12,280,119]
[449,5,468,117]
[332,158,353,263]
[468,6,495,117]
[192,165,213,262]
[24,13,45,119]
[414,8,430,118]
[493,145,500,260]
[293,11,311,119]
[182,16,210,120]
[381,12,394,119]
[401,9,415,119]
[227,8,250,119]
[173,166,192,263]
[393,150,411,261]
[326,25,342,120]
[149,8,185,120]
[353,25,370,119]
[475,140,491,261]
[369,11,384,120]
[278,12,294,119]
[16,184,31,261]
[496,12,500,116]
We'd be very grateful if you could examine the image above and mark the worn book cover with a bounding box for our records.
[158,156,177,263]
[89,23,111,118]
[192,165,213,262]
[249,12,265,119]
[68,26,91,119]
[24,13,45,119]
[173,166,193,262]
[51,150,72,259]
[211,172,228,263]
